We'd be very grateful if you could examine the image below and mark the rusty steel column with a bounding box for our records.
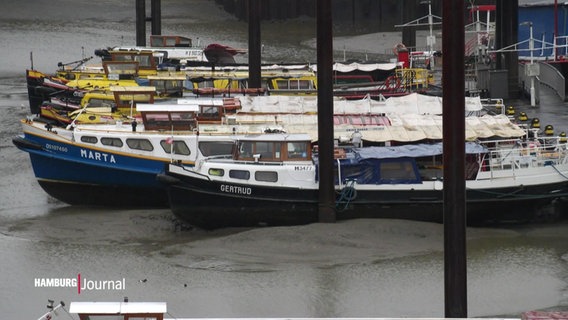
[402,0,417,49]
[151,0,161,35]
[316,0,336,223]
[248,0,262,88]
[442,0,467,317]
[136,0,146,46]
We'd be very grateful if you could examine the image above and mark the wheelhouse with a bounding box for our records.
[146,75,186,97]
[109,50,159,72]
[136,98,225,131]
[150,35,193,47]
[110,86,156,114]
[137,103,198,131]
[104,61,140,81]
[234,134,313,162]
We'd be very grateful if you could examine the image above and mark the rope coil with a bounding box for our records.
[336,180,357,210]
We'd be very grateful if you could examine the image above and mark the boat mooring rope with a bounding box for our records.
[336,180,357,210]
[551,163,568,180]
[467,186,568,199]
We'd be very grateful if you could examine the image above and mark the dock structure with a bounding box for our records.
[38,298,568,320]
[169,318,521,320]
[38,299,568,320]
[522,311,568,320]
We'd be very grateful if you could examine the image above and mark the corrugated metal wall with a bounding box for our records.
[519,5,568,57]
[213,0,443,31]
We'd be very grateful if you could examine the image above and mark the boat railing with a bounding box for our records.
[395,68,432,89]
[233,159,286,166]
[478,138,568,178]
[479,97,505,115]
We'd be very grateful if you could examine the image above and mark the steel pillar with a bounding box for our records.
[135,0,146,46]
[316,0,336,223]
[248,0,262,88]
[442,0,467,317]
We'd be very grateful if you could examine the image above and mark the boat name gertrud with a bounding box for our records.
[220,184,252,195]
[294,165,313,171]
[45,143,68,152]
[80,149,117,163]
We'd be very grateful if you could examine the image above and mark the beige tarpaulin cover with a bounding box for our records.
[226,94,521,142]
[227,113,525,142]
[237,93,484,115]
[212,114,525,142]
[383,93,484,115]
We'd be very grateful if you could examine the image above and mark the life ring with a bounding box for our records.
[393,43,407,55]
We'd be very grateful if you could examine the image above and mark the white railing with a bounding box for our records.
[537,61,566,101]
[479,138,568,178]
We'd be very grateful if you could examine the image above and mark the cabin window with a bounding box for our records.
[255,171,278,182]
[101,137,123,147]
[134,55,152,68]
[199,105,221,120]
[229,170,250,180]
[160,140,190,155]
[151,80,184,95]
[165,38,177,46]
[379,160,417,182]
[274,79,286,89]
[152,81,167,92]
[336,164,376,184]
[170,112,197,129]
[177,37,192,47]
[296,80,313,89]
[143,113,169,129]
[199,141,234,157]
[287,142,308,159]
[114,91,154,109]
[86,98,115,108]
[208,168,224,176]
[113,54,134,62]
[126,138,154,151]
[274,79,313,90]
[238,141,254,159]
[80,136,98,144]
[117,97,153,107]
[152,37,165,46]
[256,142,281,160]
[238,141,284,160]
[104,62,138,76]
[113,53,153,68]
[143,112,196,131]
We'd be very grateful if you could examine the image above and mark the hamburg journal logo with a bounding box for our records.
[34,274,125,294]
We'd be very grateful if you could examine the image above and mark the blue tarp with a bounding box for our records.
[353,142,488,160]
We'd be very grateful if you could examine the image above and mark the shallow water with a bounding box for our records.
[1,1,568,319]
